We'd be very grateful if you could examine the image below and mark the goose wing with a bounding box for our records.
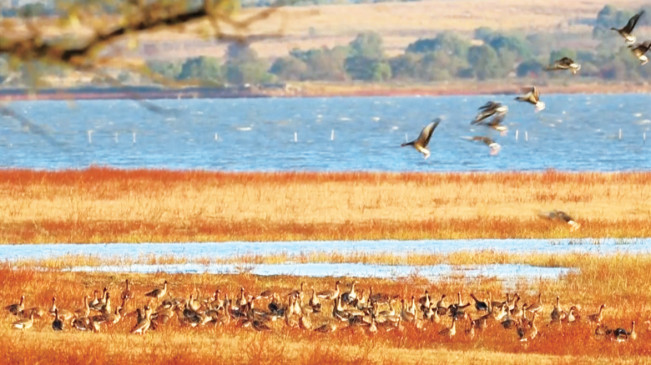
[415,118,441,148]
[532,86,540,103]
[623,10,645,33]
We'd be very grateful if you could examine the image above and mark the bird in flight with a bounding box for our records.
[629,41,651,65]
[515,86,545,112]
[461,136,501,155]
[401,118,441,159]
[612,10,645,45]
[471,101,508,134]
[544,57,581,74]
[538,210,581,231]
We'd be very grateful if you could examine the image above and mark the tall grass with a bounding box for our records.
[0,168,649,243]
[2,254,651,364]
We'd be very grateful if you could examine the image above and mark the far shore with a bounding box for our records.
[0,80,648,101]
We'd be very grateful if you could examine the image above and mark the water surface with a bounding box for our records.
[2,238,648,262]
[1,94,649,171]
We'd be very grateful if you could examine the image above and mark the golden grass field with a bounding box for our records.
[2,251,651,364]
[1,168,651,363]
[0,168,649,243]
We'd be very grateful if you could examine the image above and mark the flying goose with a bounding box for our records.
[401,118,441,159]
[538,210,581,231]
[612,10,645,44]
[462,136,501,155]
[629,41,651,65]
[515,86,545,112]
[544,57,581,74]
[472,101,508,126]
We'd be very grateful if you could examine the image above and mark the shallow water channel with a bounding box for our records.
[3,238,648,284]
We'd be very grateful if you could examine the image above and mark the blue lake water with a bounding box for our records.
[1,238,648,262]
[0,93,649,171]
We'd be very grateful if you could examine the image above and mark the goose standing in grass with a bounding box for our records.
[613,321,636,342]
[49,296,74,323]
[439,317,457,338]
[515,86,545,112]
[121,279,133,301]
[629,41,651,65]
[309,289,321,313]
[526,293,544,315]
[401,118,441,159]
[461,136,501,156]
[587,304,606,324]
[470,293,488,312]
[145,280,168,300]
[612,10,645,44]
[52,309,64,331]
[6,295,24,316]
[13,312,34,330]
[131,306,153,335]
[318,280,341,301]
[544,57,581,74]
[550,296,564,323]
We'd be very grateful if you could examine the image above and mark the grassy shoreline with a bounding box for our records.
[2,251,651,364]
[0,168,649,243]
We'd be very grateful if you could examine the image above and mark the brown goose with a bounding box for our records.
[587,304,606,323]
[52,308,64,331]
[470,293,489,312]
[401,118,441,159]
[613,321,636,342]
[515,86,545,112]
[538,210,581,231]
[121,279,133,301]
[462,136,501,155]
[629,41,651,65]
[6,295,25,316]
[145,280,168,300]
[317,280,341,301]
[341,281,358,305]
[544,57,581,74]
[550,296,564,323]
[526,293,544,315]
[472,101,508,126]
[612,10,645,44]
[13,312,34,330]
[439,316,457,338]
[131,305,153,334]
[518,312,538,342]
[309,289,321,313]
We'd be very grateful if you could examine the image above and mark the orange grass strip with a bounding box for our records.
[0,168,649,243]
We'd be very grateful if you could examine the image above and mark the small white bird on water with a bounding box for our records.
[401,118,441,159]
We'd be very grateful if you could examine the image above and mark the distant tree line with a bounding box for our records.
[1,3,651,87]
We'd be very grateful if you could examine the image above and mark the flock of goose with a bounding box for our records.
[401,9,649,159]
[3,279,643,344]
